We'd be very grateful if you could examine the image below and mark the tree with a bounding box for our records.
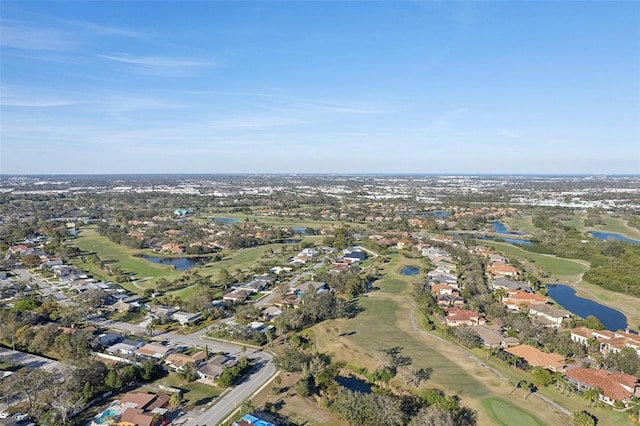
[583,316,605,331]
[240,399,255,416]
[523,382,537,400]
[510,380,526,396]
[146,318,159,336]
[582,387,600,407]
[169,392,183,410]
[179,362,198,382]
[572,410,597,426]
[530,367,554,387]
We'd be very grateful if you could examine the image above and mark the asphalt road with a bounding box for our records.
[13,268,71,304]
[101,320,277,426]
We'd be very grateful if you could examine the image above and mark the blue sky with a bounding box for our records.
[1,1,638,174]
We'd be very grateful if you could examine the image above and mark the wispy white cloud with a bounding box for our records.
[0,86,81,107]
[0,22,81,51]
[64,19,147,39]
[99,53,212,76]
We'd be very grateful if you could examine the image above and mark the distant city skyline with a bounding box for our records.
[1,1,638,175]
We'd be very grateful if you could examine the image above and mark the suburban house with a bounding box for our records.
[171,311,201,326]
[564,368,640,406]
[343,249,367,262]
[474,325,519,349]
[149,305,180,320]
[223,290,249,303]
[135,342,175,359]
[488,262,520,278]
[430,284,455,295]
[94,332,122,347]
[329,263,351,274]
[233,279,267,293]
[501,290,547,311]
[491,277,533,293]
[197,354,237,383]
[112,295,142,313]
[261,306,283,322]
[296,281,328,295]
[528,304,570,328]
[165,351,207,371]
[444,307,486,327]
[106,339,145,356]
[118,391,170,426]
[435,294,465,308]
[505,344,565,372]
[160,243,184,254]
[571,327,640,356]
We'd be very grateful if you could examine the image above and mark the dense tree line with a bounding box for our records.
[274,292,358,334]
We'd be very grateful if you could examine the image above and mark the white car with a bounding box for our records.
[0,413,9,419]
[13,413,29,421]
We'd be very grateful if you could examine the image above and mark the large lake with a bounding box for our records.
[546,284,627,331]
[589,231,640,245]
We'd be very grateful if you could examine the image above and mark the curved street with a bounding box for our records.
[103,320,277,426]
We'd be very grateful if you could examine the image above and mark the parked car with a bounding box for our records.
[13,413,29,421]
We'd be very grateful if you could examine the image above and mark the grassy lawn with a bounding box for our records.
[152,374,222,411]
[73,227,182,284]
[592,216,640,240]
[481,241,589,278]
[481,397,545,426]
[504,216,538,234]
[311,254,573,426]
[562,213,640,241]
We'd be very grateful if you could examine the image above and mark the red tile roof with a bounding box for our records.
[505,344,565,371]
[564,368,637,401]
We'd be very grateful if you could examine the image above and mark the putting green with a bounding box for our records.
[481,397,545,426]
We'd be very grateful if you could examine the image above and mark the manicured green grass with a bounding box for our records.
[150,374,222,410]
[594,217,640,240]
[503,216,538,235]
[73,227,182,282]
[481,397,545,426]
[481,241,589,277]
[471,349,627,426]
[338,296,489,400]
[373,255,428,295]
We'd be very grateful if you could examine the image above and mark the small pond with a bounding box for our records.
[400,266,420,276]
[421,211,451,218]
[212,217,241,223]
[142,256,208,271]
[335,376,371,394]
[291,227,314,235]
[589,231,640,245]
[546,284,627,331]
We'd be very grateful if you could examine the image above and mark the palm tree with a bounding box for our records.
[240,399,255,416]
[510,380,526,396]
[145,318,159,336]
[582,387,600,407]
